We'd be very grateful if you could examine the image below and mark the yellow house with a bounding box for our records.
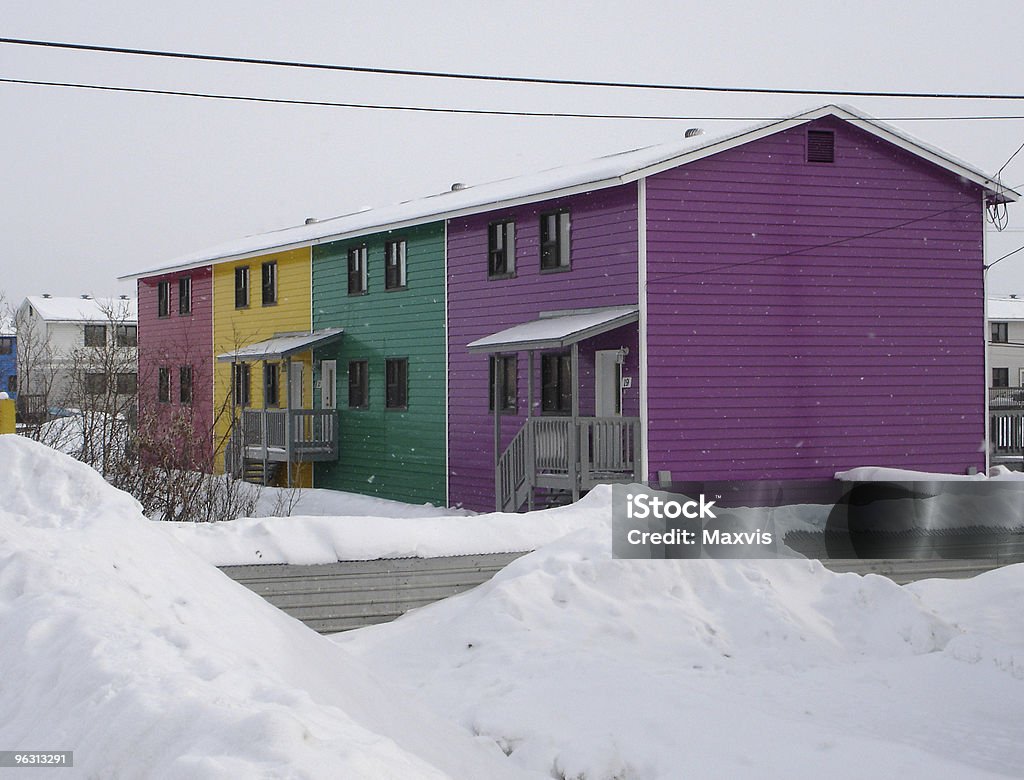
[212,247,339,487]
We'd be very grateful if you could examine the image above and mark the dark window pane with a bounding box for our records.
[385,241,407,290]
[993,367,1010,388]
[261,261,277,305]
[541,353,572,414]
[158,367,171,402]
[348,247,367,295]
[179,277,192,315]
[386,358,408,409]
[116,372,138,395]
[232,363,250,406]
[348,360,368,408]
[235,267,249,308]
[157,281,170,317]
[84,325,106,347]
[179,366,193,404]
[488,221,515,277]
[115,325,137,347]
[263,364,279,406]
[488,355,517,412]
[85,372,107,394]
[540,211,570,270]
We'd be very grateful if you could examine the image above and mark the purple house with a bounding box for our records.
[446,105,1017,511]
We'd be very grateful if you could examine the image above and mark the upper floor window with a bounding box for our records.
[489,355,517,412]
[993,367,1010,388]
[540,210,570,271]
[348,246,368,295]
[261,261,278,306]
[991,322,1009,343]
[385,240,407,290]
[541,352,572,415]
[234,266,250,309]
[348,360,369,409]
[488,221,516,278]
[115,325,137,347]
[179,277,192,315]
[385,358,408,409]
[179,366,193,404]
[84,324,106,347]
[157,281,170,318]
[0,337,12,355]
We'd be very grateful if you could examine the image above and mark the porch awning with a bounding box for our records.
[216,328,344,362]
[466,305,638,353]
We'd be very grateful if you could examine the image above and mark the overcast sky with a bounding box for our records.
[3,1,1024,306]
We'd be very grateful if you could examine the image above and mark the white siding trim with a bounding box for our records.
[984,201,991,473]
[638,177,649,482]
[444,220,450,507]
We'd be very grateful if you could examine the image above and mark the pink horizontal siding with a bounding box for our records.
[447,185,639,510]
[137,268,215,467]
[645,116,986,482]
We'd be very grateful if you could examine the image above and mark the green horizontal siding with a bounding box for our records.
[312,223,446,505]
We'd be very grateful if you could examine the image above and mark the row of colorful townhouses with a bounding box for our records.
[122,105,1019,512]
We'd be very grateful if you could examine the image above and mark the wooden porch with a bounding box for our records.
[496,416,642,513]
[239,408,338,462]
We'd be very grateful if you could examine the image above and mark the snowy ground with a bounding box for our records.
[2,435,1022,778]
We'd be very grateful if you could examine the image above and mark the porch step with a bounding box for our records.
[242,459,281,486]
[536,487,575,510]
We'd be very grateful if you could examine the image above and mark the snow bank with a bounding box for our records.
[161,490,602,566]
[0,436,526,779]
[340,518,1024,778]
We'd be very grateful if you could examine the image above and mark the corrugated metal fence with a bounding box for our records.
[219,551,1021,635]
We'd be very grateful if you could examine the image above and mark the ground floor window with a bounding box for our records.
[348,360,368,409]
[541,352,572,414]
[115,372,138,395]
[386,358,408,409]
[158,367,171,403]
[489,355,517,412]
[232,363,251,406]
[179,366,193,404]
[263,363,279,406]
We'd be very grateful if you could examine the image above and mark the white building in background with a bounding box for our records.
[988,296,1024,390]
[14,294,138,415]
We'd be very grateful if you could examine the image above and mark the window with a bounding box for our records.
[489,355,517,412]
[157,281,170,318]
[0,337,12,355]
[385,240,407,290]
[6,375,15,394]
[348,246,368,295]
[263,363,279,406]
[158,367,171,402]
[84,324,106,347]
[488,221,516,278]
[115,372,137,395]
[541,352,572,414]
[991,322,1009,343]
[807,130,835,163]
[348,360,369,409]
[179,366,193,404]
[261,261,277,306]
[179,277,192,315]
[115,325,137,347]
[85,372,107,395]
[385,358,408,409]
[232,363,251,406]
[540,210,570,271]
[235,266,250,308]
[993,367,1010,388]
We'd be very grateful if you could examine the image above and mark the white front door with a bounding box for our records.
[289,362,304,408]
[595,350,622,417]
[321,360,337,410]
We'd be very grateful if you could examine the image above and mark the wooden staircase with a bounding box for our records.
[242,459,282,486]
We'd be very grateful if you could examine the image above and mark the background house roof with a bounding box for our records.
[988,297,1024,321]
[123,104,1019,281]
[20,296,138,324]
[0,317,14,337]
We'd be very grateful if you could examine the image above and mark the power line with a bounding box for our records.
[3,37,1024,101]
[4,77,1024,123]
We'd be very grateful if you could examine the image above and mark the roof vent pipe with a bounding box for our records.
[120,294,129,300]
[451,182,466,191]
[684,128,704,138]
[305,217,318,224]
[80,294,91,299]
[41,293,51,298]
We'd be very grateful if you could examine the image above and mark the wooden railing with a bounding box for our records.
[240,409,338,461]
[496,416,641,512]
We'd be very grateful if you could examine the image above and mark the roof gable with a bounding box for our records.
[124,104,1018,280]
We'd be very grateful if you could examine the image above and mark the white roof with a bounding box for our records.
[216,328,345,362]
[988,297,1024,321]
[20,296,138,324]
[122,103,1019,281]
[0,317,14,337]
[467,306,639,353]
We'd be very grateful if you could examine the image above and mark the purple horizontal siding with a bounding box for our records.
[447,185,639,510]
[645,116,986,482]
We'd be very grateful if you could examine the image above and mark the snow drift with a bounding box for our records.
[0,436,525,779]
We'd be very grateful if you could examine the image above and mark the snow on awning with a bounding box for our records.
[466,306,638,354]
[216,328,344,362]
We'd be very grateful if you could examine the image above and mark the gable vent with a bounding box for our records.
[807,130,835,163]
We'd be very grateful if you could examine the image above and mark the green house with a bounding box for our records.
[311,222,447,505]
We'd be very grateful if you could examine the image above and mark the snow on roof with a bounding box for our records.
[988,297,1024,321]
[467,306,639,353]
[21,295,138,323]
[0,316,14,337]
[216,328,345,362]
[123,103,1019,280]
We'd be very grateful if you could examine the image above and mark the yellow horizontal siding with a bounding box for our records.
[212,248,313,486]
